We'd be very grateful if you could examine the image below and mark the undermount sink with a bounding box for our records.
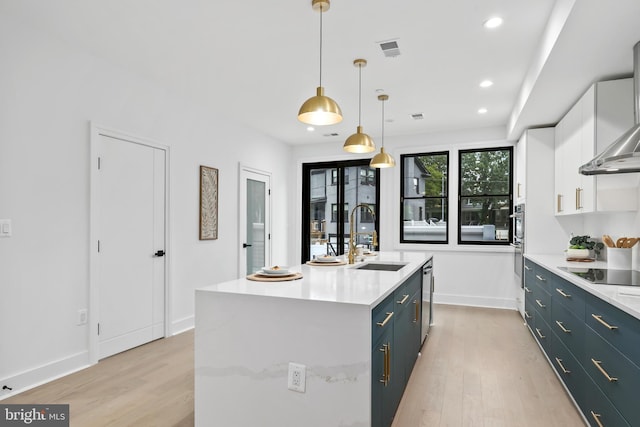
[355,262,408,272]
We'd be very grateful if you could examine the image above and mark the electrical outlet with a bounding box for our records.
[77,309,88,325]
[287,362,306,393]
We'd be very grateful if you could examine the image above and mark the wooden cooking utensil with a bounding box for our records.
[624,237,639,248]
[602,235,615,248]
[616,237,627,248]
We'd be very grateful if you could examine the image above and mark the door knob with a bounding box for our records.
[242,243,252,248]
[154,250,165,257]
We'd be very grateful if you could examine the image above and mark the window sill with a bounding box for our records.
[395,243,515,254]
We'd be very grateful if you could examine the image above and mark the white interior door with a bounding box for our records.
[239,166,271,276]
[94,131,166,360]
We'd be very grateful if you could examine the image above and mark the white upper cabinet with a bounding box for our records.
[554,78,637,216]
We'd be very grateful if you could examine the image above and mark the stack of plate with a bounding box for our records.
[257,266,294,276]
[314,255,337,263]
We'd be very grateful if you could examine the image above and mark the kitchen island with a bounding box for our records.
[194,251,432,427]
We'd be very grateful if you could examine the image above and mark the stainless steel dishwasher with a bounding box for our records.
[421,258,434,343]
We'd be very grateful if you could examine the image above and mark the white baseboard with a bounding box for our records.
[172,315,194,335]
[0,351,91,401]
[433,294,518,311]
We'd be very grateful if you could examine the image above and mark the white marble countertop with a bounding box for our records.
[197,251,432,307]
[525,253,640,320]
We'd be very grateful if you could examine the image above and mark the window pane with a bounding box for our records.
[460,149,510,196]
[403,153,448,198]
[460,196,510,241]
[402,199,447,241]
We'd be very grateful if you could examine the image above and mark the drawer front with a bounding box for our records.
[586,294,640,367]
[533,313,551,355]
[524,260,536,289]
[372,293,395,343]
[585,327,640,426]
[531,281,551,322]
[552,278,585,320]
[401,268,421,300]
[533,265,553,293]
[583,374,632,427]
[524,296,535,329]
[551,333,585,409]
[551,301,585,357]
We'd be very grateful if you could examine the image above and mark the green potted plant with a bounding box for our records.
[567,235,604,259]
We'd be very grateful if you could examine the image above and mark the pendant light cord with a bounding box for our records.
[358,64,362,126]
[319,5,323,87]
[381,99,385,147]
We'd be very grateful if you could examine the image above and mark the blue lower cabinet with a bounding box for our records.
[533,311,552,355]
[583,374,631,427]
[524,294,535,329]
[585,326,640,426]
[372,328,395,427]
[551,333,585,409]
[551,301,584,357]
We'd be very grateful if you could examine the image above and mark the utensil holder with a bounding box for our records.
[608,247,632,270]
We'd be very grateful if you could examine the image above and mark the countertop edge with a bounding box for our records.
[525,253,640,320]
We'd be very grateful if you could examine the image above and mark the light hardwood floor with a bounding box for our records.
[4,305,585,426]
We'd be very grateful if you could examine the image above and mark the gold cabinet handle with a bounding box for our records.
[556,288,571,298]
[517,182,522,198]
[555,320,571,333]
[524,265,532,271]
[379,343,391,387]
[536,299,546,308]
[524,286,532,293]
[578,187,583,209]
[524,310,531,320]
[557,194,563,213]
[535,274,546,282]
[535,328,546,339]
[591,359,618,382]
[555,357,571,374]
[397,294,409,305]
[590,411,604,427]
[413,299,419,323]
[591,314,618,330]
[377,312,394,328]
[575,188,580,210]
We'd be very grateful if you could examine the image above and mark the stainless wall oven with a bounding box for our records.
[511,204,524,287]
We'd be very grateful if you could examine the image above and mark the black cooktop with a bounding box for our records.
[558,267,640,287]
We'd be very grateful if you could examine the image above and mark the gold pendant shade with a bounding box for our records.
[298,87,343,126]
[298,0,343,126]
[344,58,375,153]
[370,94,395,168]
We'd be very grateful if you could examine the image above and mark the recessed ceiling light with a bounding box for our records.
[478,108,488,114]
[479,80,494,88]
[483,17,503,29]
[307,126,315,132]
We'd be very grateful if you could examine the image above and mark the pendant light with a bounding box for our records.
[343,59,375,153]
[298,0,343,126]
[370,94,396,168]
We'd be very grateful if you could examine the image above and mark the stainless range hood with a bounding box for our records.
[580,41,640,175]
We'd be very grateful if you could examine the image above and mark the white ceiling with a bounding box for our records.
[3,0,640,145]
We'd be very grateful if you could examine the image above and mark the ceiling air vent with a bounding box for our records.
[410,113,424,120]
[323,133,339,137]
[379,40,400,58]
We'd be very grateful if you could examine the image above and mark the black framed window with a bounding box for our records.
[400,152,449,243]
[331,203,349,223]
[458,147,512,244]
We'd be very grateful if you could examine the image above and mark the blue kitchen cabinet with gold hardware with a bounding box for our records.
[371,267,424,427]
[525,259,640,427]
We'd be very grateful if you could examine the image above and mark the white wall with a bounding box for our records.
[0,17,291,395]
[292,126,521,310]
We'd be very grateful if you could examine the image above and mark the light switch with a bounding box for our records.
[0,219,12,237]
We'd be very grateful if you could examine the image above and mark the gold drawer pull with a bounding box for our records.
[555,357,571,374]
[524,265,532,271]
[379,344,390,386]
[535,328,546,339]
[535,274,546,282]
[591,359,618,382]
[590,411,604,427]
[524,311,531,320]
[557,194,563,213]
[592,314,618,330]
[377,312,394,327]
[524,286,532,293]
[397,294,409,305]
[413,300,419,323]
[556,288,571,298]
[535,299,546,308]
[555,320,571,333]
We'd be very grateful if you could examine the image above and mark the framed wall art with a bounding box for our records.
[200,165,219,240]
